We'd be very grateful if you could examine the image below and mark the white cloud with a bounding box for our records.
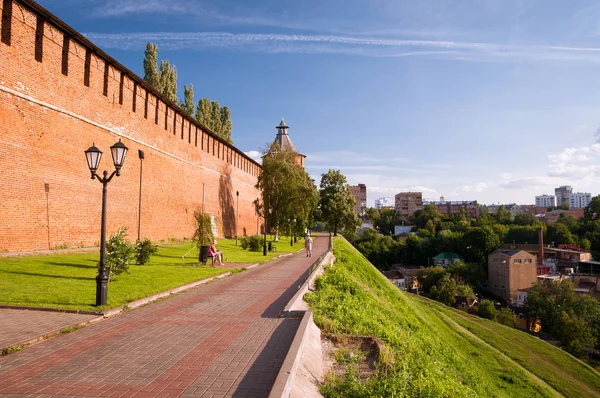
[497,176,557,190]
[457,182,489,193]
[82,31,600,63]
[547,142,600,179]
[244,150,262,164]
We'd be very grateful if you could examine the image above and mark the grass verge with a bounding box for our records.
[0,236,304,311]
[305,237,600,398]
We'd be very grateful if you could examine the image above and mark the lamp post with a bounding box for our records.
[263,211,268,256]
[137,150,144,242]
[290,218,295,246]
[235,191,239,246]
[263,208,271,256]
[84,139,128,306]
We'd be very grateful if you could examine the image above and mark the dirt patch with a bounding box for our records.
[321,334,381,379]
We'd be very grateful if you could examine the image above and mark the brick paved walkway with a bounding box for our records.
[0,309,98,351]
[0,235,328,397]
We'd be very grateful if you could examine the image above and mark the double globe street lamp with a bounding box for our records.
[84,139,128,306]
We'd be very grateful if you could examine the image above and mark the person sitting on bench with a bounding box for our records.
[208,240,224,266]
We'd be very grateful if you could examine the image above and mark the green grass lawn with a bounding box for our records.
[305,237,600,398]
[0,236,304,311]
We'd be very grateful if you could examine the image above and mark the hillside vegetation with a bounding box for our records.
[305,238,600,397]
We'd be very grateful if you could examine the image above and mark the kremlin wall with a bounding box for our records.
[0,0,262,251]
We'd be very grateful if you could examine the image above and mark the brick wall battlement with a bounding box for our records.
[0,0,263,251]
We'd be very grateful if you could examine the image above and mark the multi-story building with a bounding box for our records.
[349,184,367,216]
[535,195,555,208]
[555,185,572,207]
[569,192,592,209]
[395,192,423,220]
[374,197,394,209]
[423,198,479,218]
[488,249,537,303]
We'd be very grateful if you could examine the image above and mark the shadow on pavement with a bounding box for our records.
[232,319,300,397]
[260,256,317,318]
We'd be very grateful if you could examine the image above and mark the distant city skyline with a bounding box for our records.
[36,0,600,206]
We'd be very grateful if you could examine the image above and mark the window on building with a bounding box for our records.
[524,259,532,263]
[514,259,522,264]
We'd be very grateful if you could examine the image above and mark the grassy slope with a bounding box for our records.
[305,238,600,398]
[0,238,304,311]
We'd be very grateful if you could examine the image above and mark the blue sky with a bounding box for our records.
[37,0,600,206]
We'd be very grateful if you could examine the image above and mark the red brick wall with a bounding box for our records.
[0,0,262,251]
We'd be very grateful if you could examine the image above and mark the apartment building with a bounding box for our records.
[424,198,479,218]
[395,192,423,220]
[569,192,592,209]
[535,195,555,208]
[555,185,573,207]
[349,184,367,216]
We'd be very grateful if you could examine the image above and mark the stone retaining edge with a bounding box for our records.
[269,310,314,398]
[281,251,334,316]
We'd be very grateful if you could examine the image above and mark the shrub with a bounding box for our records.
[105,227,134,281]
[241,234,263,252]
[135,238,158,265]
[477,300,498,320]
[192,210,214,247]
[496,307,518,328]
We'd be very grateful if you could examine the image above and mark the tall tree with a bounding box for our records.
[210,101,223,139]
[143,42,159,88]
[158,60,178,103]
[196,98,211,128]
[221,106,233,144]
[319,170,358,236]
[256,148,317,237]
[182,84,195,115]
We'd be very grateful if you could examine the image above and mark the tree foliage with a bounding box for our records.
[105,227,134,282]
[256,148,318,236]
[142,42,233,144]
[524,280,600,356]
[195,99,233,144]
[430,274,457,306]
[365,208,399,236]
[143,42,159,88]
[319,170,359,236]
[478,300,497,320]
[417,266,447,294]
[496,308,518,328]
[182,84,195,115]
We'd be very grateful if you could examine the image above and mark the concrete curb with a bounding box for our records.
[269,311,314,398]
[281,252,335,316]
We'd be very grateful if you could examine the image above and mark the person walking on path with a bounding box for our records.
[305,235,313,257]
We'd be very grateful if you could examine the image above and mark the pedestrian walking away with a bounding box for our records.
[305,235,313,257]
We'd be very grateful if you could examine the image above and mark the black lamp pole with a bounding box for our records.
[235,191,239,246]
[137,150,144,242]
[85,139,128,307]
[263,212,268,256]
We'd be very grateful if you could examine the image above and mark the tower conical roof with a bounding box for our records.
[272,118,297,152]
